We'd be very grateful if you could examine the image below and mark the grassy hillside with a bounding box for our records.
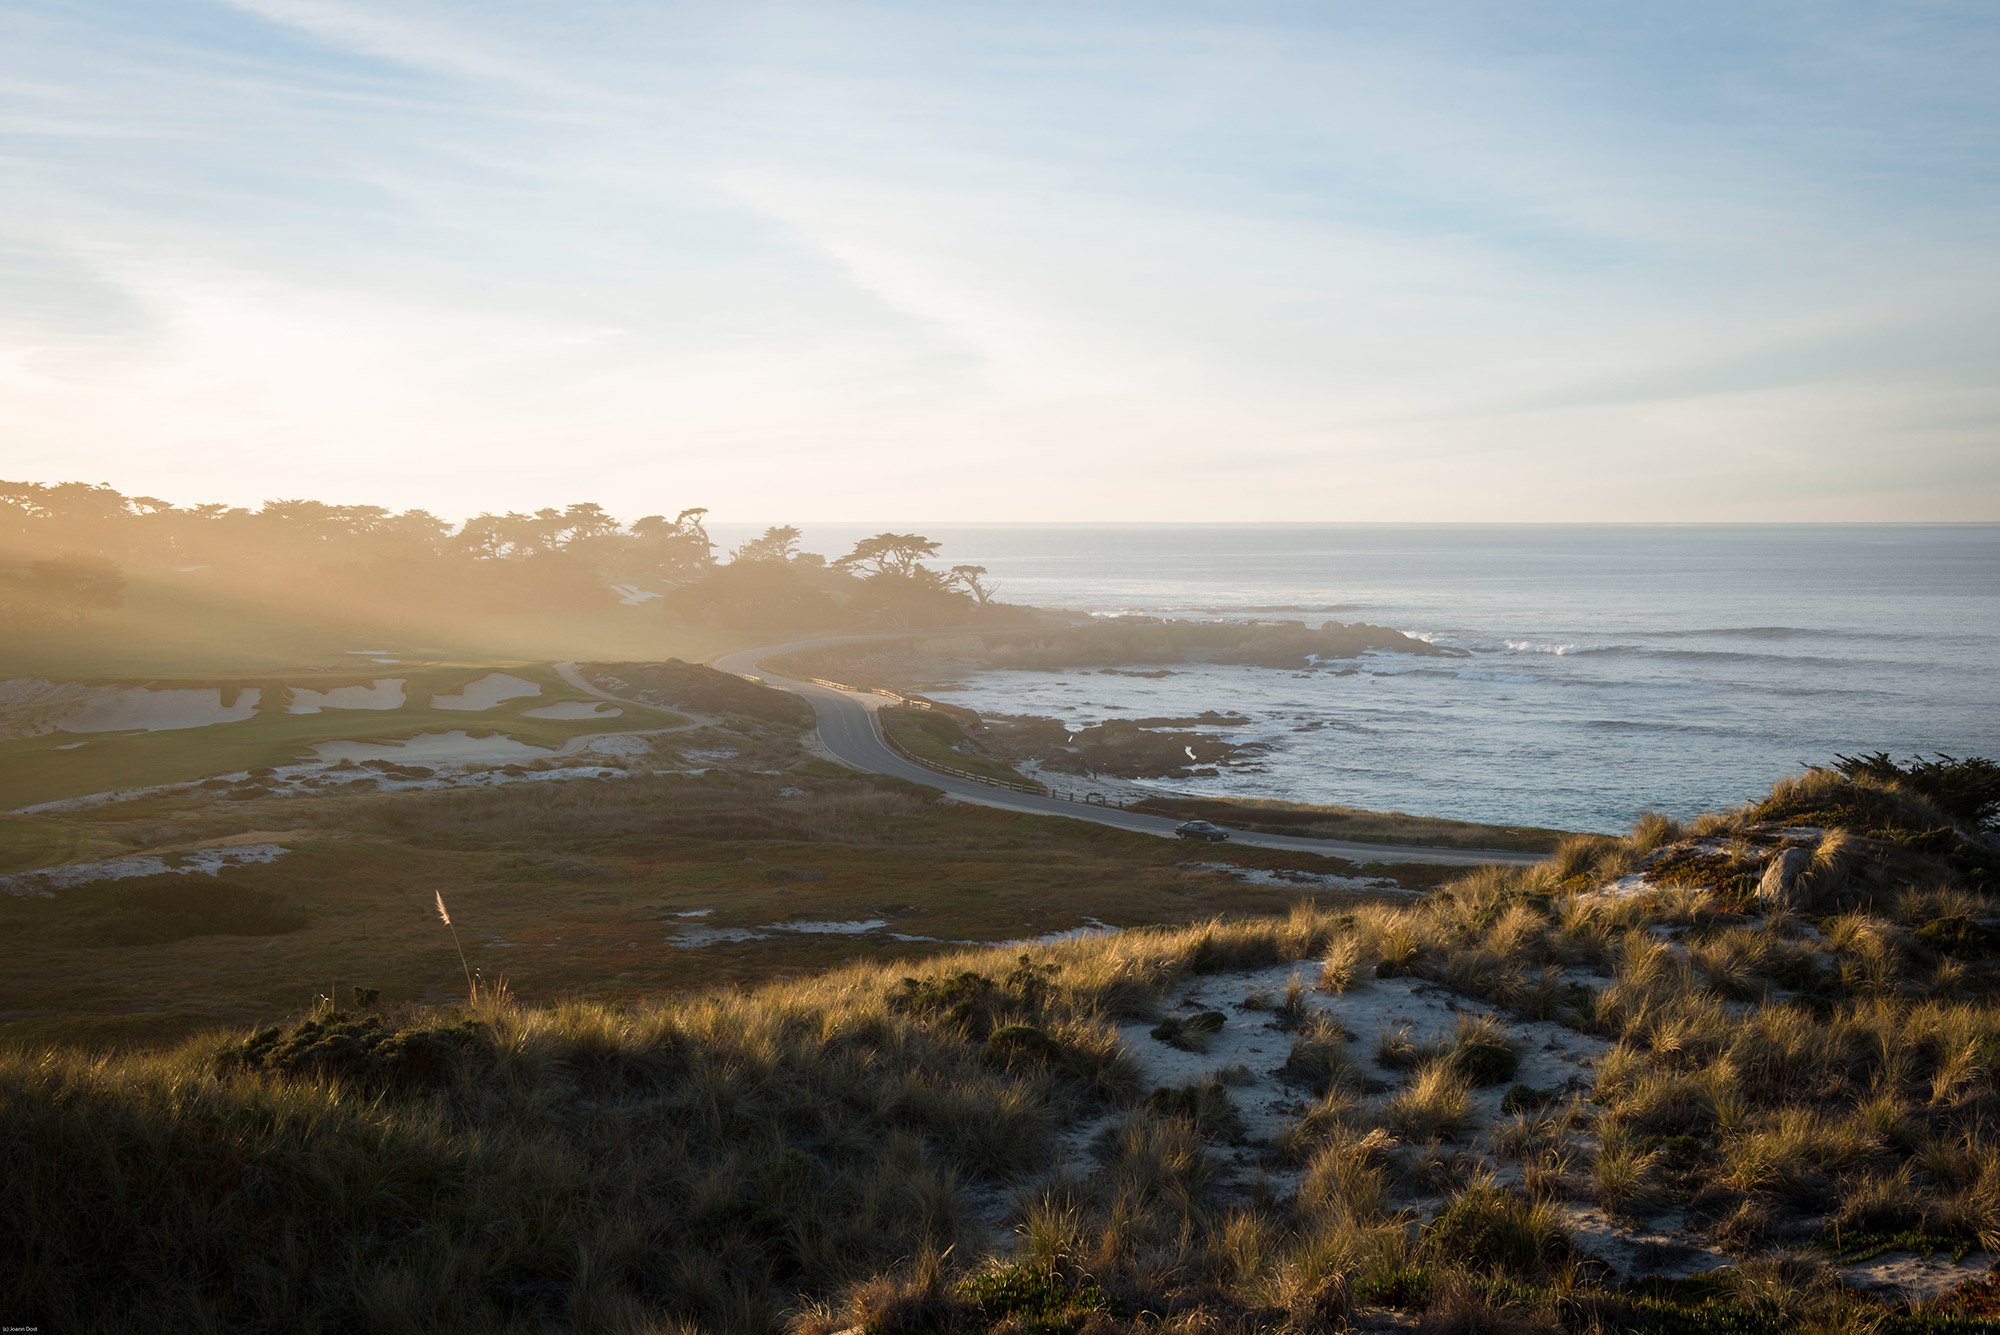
[5,762,2000,1330]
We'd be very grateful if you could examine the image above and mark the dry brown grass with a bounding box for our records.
[9,760,2000,1330]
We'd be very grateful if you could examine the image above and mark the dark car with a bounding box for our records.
[1174,819,1230,842]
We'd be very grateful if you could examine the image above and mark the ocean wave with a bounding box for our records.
[1189,603,1371,615]
[1640,625,1826,640]
[1584,718,1752,737]
[1501,639,1639,656]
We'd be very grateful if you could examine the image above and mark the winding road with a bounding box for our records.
[709,638,1543,869]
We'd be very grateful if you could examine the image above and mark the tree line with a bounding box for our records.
[0,481,997,631]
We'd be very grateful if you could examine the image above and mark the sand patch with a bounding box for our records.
[562,732,658,760]
[58,685,261,734]
[1843,1250,1997,1303]
[1561,1205,1731,1281]
[430,673,541,711]
[287,679,407,714]
[776,918,889,935]
[310,731,556,766]
[1007,917,1120,947]
[0,679,261,737]
[1186,861,1407,895]
[522,701,622,720]
[609,583,660,605]
[666,917,900,948]
[1118,964,1608,1157]
[2,843,289,898]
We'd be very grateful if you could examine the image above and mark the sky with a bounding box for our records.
[2,1,1997,523]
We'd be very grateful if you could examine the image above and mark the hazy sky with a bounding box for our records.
[3,2,1997,522]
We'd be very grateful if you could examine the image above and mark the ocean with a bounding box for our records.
[711,524,2000,833]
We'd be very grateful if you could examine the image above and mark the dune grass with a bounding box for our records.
[8,761,2000,1330]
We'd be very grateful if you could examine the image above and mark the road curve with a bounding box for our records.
[709,638,1543,869]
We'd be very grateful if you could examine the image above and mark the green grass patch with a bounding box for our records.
[878,705,1041,789]
[0,813,126,873]
[1128,792,1566,852]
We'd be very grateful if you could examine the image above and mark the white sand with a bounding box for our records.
[1843,1250,1998,1303]
[1186,861,1406,894]
[2,843,288,898]
[53,685,261,734]
[1122,963,1608,1154]
[1006,917,1120,947]
[668,925,771,947]
[430,673,541,711]
[287,679,407,714]
[609,583,660,605]
[667,918,902,948]
[1561,1205,1732,1281]
[310,731,556,766]
[0,679,260,738]
[563,732,656,760]
[522,701,622,720]
[776,918,889,935]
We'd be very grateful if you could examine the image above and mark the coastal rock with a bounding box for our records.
[1757,846,1813,912]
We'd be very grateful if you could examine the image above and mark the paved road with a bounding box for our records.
[710,638,1543,869]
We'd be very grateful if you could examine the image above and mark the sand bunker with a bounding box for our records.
[521,701,621,720]
[287,679,407,714]
[0,678,259,738]
[609,583,660,605]
[430,673,541,711]
[310,731,556,766]
[51,685,262,734]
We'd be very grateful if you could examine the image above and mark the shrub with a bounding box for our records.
[1830,753,2000,831]
[1500,1084,1556,1116]
[1382,1062,1472,1142]
[1145,1079,1246,1144]
[216,1011,495,1093]
[1149,1010,1226,1052]
[1281,1015,1354,1095]
[1420,1185,1571,1278]
[1443,1013,1519,1087]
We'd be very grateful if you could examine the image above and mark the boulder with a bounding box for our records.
[1758,846,1814,912]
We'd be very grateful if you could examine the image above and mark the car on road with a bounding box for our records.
[1174,819,1231,842]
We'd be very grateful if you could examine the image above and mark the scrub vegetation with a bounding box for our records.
[6,756,2000,1331]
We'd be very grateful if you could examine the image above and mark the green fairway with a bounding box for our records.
[0,663,686,809]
